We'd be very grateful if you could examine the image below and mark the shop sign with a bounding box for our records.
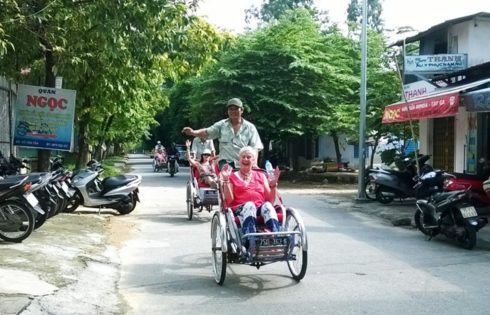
[382,92,459,123]
[13,84,77,151]
[403,80,437,100]
[464,87,490,112]
[405,54,467,73]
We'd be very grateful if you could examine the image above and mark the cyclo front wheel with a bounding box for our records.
[211,212,226,285]
[285,208,307,281]
[186,181,193,221]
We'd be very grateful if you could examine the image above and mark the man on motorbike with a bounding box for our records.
[166,142,180,173]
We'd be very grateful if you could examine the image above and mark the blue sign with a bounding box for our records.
[13,84,76,151]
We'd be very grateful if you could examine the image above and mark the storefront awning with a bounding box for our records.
[464,87,490,112]
[382,78,490,124]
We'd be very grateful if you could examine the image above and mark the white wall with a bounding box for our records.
[317,134,358,168]
[454,107,469,172]
[467,17,490,66]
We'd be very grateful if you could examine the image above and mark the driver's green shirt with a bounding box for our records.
[206,118,263,165]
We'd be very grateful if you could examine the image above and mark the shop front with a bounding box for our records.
[382,78,490,174]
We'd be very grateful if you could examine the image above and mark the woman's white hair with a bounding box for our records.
[239,146,257,159]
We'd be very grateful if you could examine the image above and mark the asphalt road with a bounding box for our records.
[118,155,490,315]
[3,154,490,314]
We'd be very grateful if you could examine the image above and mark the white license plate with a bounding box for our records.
[61,182,69,193]
[24,193,39,208]
[258,236,289,247]
[460,206,478,218]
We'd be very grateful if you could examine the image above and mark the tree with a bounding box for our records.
[0,1,225,168]
[346,0,384,33]
[186,9,354,165]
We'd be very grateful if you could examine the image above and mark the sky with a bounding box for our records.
[195,0,490,37]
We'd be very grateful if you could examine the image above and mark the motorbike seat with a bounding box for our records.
[432,190,464,203]
[0,176,28,192]
[101,175,137,192]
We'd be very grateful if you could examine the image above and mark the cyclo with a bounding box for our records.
[186,164,219,220]
[210,168,308,285]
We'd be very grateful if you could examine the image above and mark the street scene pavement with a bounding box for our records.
[2,154,490,314]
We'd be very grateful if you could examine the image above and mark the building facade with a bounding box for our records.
[384,12,490,175]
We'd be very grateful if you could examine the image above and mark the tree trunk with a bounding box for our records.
[76,114,91,168]
[332,133,342,166]
[37,47,56,171]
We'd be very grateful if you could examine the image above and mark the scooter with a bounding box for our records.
[0,176,40,242]
[371,154,433,204]
[414,170,488,249]
[69,160,142,215]
[167,155,178,177]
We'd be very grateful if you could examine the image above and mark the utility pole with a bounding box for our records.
[357,0,368,199]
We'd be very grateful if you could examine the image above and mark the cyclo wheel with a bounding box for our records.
[0,200,35,243]
[285,208,308,281]
[186,181,193,221]
[211,212,226,285]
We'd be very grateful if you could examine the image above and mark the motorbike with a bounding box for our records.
[364,167,391,200]
[68,160,142,215]
[413,170,488,249]
[0,176,39,242]
[167,155,178,177]
[371,154,433,204]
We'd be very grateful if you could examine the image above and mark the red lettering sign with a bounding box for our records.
[26,95,68,111]
[382,92,460,123]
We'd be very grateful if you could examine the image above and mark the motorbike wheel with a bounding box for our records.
[33,208,49,230]
[186,182,193,221]
[0,200,35,243]
[375,187,394,204]
[414,209,440,237]
[116,192,138,215]
[364,179,377,200]
[64,192,82,213]
[458,225,477,250]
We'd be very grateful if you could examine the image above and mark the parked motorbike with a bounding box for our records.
[444,161,490,211]
[364,167,391,200]
[0,176,37,242]
[413,170,488,249]
[69,160,142,215]
[167,155,178,177]
[371,154,433,204]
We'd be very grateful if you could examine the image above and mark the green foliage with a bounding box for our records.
[0,1,230,159]
[186,9,349,148]
[346,0,384,33]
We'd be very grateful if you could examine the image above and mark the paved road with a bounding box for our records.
[3,154,490,314]
[118,155,490,315]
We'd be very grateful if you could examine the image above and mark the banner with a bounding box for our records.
[13,84,76,151]
[382,92,459,123]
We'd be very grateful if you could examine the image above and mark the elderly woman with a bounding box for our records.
[220,146,281,236]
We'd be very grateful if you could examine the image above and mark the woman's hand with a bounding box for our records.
[269,166,281,187]
[220,163,232,181]
[185,139,191,148]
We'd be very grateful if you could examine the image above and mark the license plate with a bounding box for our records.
[61,182,69,193]
[258,236,289,247]
[23,193,39,208]
[460,206,478,218]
